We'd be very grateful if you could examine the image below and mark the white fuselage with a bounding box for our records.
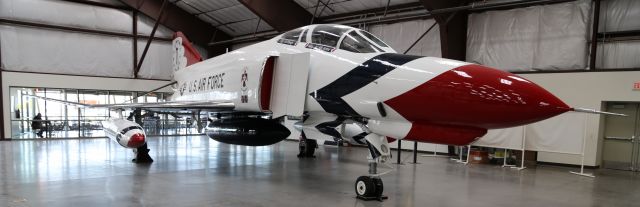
[170,25,469,141]
[169,24,570,145]
[172,26,466,116]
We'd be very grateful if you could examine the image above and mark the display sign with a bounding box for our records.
[634,82,640,90]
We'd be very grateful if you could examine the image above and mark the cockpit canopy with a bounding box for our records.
[278,24,395,53]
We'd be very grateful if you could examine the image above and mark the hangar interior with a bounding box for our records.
[1,0,640,206]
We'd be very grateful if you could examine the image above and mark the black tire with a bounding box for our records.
[355,176,376,197]
[372,177,384,197]
[305,139,317,157]
[298,139,317,157]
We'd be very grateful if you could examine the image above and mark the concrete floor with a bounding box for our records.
[0,136,639,207]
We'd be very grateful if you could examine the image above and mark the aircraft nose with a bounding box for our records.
[385,64,570,129]
[127,133,146,148]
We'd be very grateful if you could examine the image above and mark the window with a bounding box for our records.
[281,28,303,41]
[8,86,186,139]
[340,31,384,53]
[359,30,390,48]
[311,25,350,47]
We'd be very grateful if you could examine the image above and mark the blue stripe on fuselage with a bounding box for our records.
[310,53,421,116]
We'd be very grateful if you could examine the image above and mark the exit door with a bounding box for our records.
[602,102,640,171]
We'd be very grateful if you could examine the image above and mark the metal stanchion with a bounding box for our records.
[410,141,420,164]
[511,126,527,170]
[396,140,404,165]
[454,146,470,164]
[502,149,516,168]
[570,114,595,177]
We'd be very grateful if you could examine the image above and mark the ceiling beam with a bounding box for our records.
[419,0,470,61]
[238,0,314,32]
[119,0,232,56]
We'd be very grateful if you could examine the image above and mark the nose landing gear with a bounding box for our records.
[297,131,317,158]
[355,133,390,201]
[355,161,388,201]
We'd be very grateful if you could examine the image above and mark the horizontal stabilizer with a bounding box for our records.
[572,107,627,116]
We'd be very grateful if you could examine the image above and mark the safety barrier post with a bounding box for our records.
[570,114,595,177]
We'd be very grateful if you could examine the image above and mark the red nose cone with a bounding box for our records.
[385,64,570,129]
[127,133,146,148]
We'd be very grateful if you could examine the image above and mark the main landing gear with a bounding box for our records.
[130,109,153,164]
[297,131,317,158]
[355,133,390,201]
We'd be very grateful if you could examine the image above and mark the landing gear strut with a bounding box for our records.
[354,132,390,201]
[297,131,317,158]
[132,143,154,163]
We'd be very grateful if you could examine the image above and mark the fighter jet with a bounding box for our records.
[27,24,621,201]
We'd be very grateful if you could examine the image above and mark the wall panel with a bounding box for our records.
[598,0,640,32]
[137,40,173,80]
[0,0,132,33]
[467,0,591,71]
[0,25,133,78]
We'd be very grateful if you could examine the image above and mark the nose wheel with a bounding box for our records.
[297,131,317,158]
[132,143,154,163]
[355,176,387,201]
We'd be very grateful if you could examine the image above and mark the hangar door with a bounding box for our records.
[602,102,640,171]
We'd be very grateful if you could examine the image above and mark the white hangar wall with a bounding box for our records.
[521,71,640,166]
[0,0,177,80]
[0,0,184,138]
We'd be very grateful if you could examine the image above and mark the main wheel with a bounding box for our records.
[355,176,376,197]
[305,139,317,157]
[298,139,317,158]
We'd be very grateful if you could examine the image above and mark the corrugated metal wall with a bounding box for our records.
[0,0,176,80]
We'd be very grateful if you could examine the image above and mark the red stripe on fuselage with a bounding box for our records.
[384,64,569,145]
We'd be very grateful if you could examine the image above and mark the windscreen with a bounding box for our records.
[278,28,303,46]
[282,28,303,40]
[359,30,390,48]
[340,31,384,53]
[311,25,351,47]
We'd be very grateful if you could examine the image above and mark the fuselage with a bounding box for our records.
[171,24,570,145]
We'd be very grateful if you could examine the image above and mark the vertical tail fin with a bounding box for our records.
[172,32,203,72]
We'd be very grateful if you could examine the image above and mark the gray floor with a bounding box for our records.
[0,136,638,207]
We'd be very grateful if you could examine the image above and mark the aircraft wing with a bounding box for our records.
[24,94,234,111]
